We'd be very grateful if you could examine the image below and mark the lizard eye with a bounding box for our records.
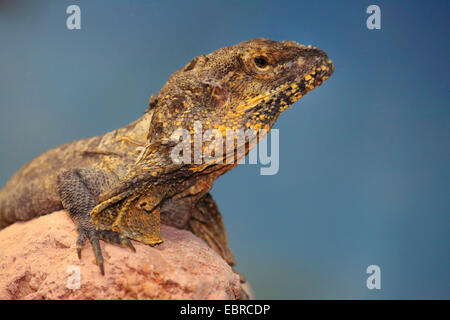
[253,56,269,70]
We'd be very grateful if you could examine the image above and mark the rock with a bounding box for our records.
[0,210,241,300]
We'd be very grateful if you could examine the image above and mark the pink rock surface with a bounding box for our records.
[0,210,241,300]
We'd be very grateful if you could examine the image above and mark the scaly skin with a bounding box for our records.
[0,39,334,281]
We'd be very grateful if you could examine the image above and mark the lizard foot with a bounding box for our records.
[76,226,135,275]
[76,226,105,275]
[98,229,136,252]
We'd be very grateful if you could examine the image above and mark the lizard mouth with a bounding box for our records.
[235,58,334,114]
[285,58,334,105]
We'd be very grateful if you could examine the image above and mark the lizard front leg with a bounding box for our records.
[57,168,135,275]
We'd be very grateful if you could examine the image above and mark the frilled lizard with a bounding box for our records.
[0,39,334,280]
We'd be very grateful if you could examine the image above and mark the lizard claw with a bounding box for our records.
[98,260,105,276]
[88,231,105,276]
[75,227,106,275]
[76,231,87,259]
[120,236,136,252]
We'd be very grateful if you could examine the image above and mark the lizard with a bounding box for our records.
[0,38,334,279]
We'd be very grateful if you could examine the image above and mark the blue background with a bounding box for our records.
[0,0,449,299]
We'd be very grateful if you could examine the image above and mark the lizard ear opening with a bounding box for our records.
[200,76,228,109]
[210,86,228,108]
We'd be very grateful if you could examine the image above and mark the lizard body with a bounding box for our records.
[0,38,334,277]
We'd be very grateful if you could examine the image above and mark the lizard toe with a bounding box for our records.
[87,230,105,275]
[98,229,136,252]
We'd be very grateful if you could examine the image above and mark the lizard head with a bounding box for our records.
[146,38,333,165]
[151,38,333,135]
